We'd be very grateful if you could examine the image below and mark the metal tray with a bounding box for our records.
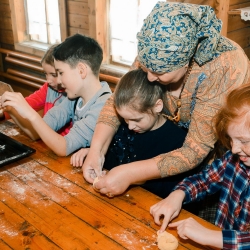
[0,132,36,167]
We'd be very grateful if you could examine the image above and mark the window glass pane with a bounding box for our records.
[26,0,46,23]
[29,23,47,43]
[46,0,60,25]
[48,24,61,44]
[25,0,61,44]
[111,39,136,64]
[110,0,137,41]
[110,0,138,64]
[138,0,161,30]
[46,0,61,43]
[110,0,160,65]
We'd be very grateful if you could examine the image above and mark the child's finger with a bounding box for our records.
[168,220,184,227]
[158,214,172,232]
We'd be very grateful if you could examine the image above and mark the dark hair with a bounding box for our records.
[215,84,250,149]
[41,44,58,66]
[114,69,165,113]
[53,34,103,76]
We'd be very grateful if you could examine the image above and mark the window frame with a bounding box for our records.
[88,0,130,75]
[9,0,67,57]
[89,0,161,75]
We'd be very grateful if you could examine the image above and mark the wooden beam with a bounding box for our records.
[215,0,230,36]
[58,0,68,41]
[88,0,109,64]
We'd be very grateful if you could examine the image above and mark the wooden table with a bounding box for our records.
[0,121,220,250]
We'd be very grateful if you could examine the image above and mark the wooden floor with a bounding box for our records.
[0,120,220,250]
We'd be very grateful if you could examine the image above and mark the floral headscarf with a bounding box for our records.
[137,1,236,73]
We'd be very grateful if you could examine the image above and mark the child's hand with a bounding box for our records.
[70,148,90,167]
[150,190,185,232]
[168,217,222,248]
[1,92,35,119]
[0,109,4,120]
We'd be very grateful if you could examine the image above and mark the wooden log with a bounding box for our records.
[68,14,89,29]
[67,1,89,15]
[227,11,250,32]
[0,16,12,31]
[0,30,13,45]
[227,27,250,48]
[230,0,250,6]
[68,27,89,36]
[0,3,11,17]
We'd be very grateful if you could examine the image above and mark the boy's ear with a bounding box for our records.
[78,62,87,79]
[154,99,163,113]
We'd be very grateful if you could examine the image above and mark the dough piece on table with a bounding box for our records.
[93,177,99,192]
[157,231,178,250]
[92,171,107,192]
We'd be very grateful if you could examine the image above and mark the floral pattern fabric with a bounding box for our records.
[137,2,236,73]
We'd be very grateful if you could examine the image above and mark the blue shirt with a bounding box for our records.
[43,81,112,155]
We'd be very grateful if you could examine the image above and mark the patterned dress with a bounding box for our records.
[98,40,250,177]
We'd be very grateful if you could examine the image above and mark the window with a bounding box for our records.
[109,0,160,66]
[25,0,61,44]
[9,0,67,57]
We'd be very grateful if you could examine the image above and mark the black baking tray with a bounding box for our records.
[0,132,36,167]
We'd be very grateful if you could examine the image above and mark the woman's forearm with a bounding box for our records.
[90,122,116,155]
[82,122,117,182]
[120,158,161,185]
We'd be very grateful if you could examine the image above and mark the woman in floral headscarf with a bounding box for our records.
[82,2,250,199]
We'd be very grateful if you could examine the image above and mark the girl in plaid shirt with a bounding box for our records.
[150,84,250,249]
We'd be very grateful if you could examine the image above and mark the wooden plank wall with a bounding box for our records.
[0,0,14,49]
[169,0,215,9]
[1,0,250,56]
[67,0,90,37]
[0,0,91,96]
[0,0,90,49]
[227,0,250,58]
[0,0,250,96]
[1,0,250,52]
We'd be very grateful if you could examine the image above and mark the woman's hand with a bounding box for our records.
[150,190,185,232]
[169,217,223,248]
[82,123,116,183]
[70,148,90,167]
[1,91,35,120]
[93,164,133,197]
[82,148,105,183]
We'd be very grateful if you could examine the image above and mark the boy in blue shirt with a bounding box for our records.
[0,34,112,156]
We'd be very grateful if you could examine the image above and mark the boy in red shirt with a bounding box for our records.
[2,44,71,135]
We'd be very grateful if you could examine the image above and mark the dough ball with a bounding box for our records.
[93,177,99,192]
[157,231,178,250]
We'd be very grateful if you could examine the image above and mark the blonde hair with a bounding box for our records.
[41,44,58,66]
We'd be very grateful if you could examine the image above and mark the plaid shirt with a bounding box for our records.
[174,151,250,250]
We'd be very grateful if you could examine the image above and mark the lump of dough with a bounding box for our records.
[157,231,178,250]
[93,177,99,192]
